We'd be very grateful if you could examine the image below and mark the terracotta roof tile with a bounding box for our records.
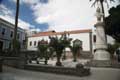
[31,29,92,37]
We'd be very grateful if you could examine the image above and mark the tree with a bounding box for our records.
[38,39,49,65]
[49,34,72,66]
[107,41,120,58]
[61,33,72,60]
[70,39,82,62]
[49,36,64,66]
[90,0,118,45]
[90,0,115,18]
[105,5,120,42]
[13,0,20,55]
[48,47,55,60]
[11,39,21,56]
[90,0,118,17]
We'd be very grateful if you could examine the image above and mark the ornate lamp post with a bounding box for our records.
[94,2,110,60]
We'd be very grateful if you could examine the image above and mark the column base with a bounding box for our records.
[94,49,110,60]
[85,60,111,67]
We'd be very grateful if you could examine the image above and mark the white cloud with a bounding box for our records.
[32,0,118,31]
[0,4,35,30]
[0,4,14,16]
[11,0,39,5]
[31,0,97,31]
[30,28,41,32]
[0,15,35,30]
[11,0,118,32]
[18,19,35,30]
[11,0,96,31]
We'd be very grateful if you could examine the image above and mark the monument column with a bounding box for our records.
[94,6,110,60]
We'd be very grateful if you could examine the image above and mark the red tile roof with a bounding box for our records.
[31,29,92,37]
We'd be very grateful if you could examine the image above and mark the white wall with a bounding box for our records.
[69,33,90,51]
[27,36,49,50]
[27,32,91,51]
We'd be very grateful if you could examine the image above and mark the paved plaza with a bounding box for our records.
[0,66,120,80]
[30,59,90,67]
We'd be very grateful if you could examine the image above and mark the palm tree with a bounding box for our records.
[38,40,49,65]
[13,0,20,54]
[70,39,82,62]
[49,36,64,66]
[90,0,116,42]
[90,0,115,21]
[49,34,72,66]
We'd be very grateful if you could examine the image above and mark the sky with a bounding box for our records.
[0,0,118,32]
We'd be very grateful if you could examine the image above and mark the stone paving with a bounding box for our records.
[0,66,120,80]
[30,59,90,67]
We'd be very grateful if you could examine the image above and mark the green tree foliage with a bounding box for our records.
[48,47,55,60]
[49,34,72,66]
[105,5,120,42]
[70,39,82,62]
[12,40,21,51]
[90,0,115,17]
[0,39,20,57]
[38,40,49,65]
[49,36,64,66]
[9,39,21,56]
[107,41,120,58]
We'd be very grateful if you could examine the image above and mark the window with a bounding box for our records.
[10,31,13,38]
[30,41,32,46]
[34,41,36,46]
[2,28,5,35]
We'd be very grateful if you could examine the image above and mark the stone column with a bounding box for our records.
[94,7,110,60]
[94,21,110,60]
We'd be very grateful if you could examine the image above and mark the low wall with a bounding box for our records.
[2,50,38,69]
[3,57,26,69]
[24,64,90,77]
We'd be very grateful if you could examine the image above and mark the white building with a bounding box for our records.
[27,29,93,54]
[0,18,25,50]
[25,29,38,37]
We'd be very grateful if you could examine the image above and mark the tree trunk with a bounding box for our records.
[73,53,77,62]
[100,0,105,20]
[13,0,19,54]
[62,49,66,60]
[44,58,48,65]
[56,53,62,66]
